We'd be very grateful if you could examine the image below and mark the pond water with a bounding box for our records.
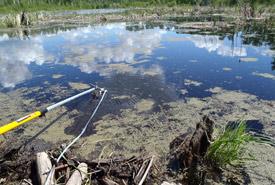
[51,8,126,15]
[0,19,274,164]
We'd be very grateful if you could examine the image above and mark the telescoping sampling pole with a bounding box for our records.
[0,87,97,135]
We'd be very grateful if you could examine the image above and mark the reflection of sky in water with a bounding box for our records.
[0,34,55,87]
[189,35,247,57]
[0,22,274,100]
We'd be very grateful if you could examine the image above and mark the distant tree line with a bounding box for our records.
[0,0,274,8]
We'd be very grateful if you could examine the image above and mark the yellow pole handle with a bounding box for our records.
[0,111,41,135]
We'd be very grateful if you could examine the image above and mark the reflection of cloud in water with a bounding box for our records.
[261,49,275,56]
[0,62,32,88]
[61,23,166,76]
[0,34,9,41]
[0,36,52,88]
[189,35,247,57]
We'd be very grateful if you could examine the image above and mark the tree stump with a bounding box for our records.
[170,115,215,184]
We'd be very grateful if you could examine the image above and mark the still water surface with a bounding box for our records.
[0,20,274,157]
[0,21,274,99]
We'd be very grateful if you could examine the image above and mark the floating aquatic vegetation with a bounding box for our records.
[184,79,202,86]
[239,58,258,62]
[157,57,166,60]
[251,72,275,79]
[68,82,91,90]
[142,71,159,76]
[134,99,154,113]
[181,89,188,95]
[103,63,136,74]
[112,95,132,100]
[0,86,76,149]
[130,59,150,64]
[222,67,232,71]
[52,74,63,79]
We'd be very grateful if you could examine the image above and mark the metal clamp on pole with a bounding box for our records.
[0,87,97,135]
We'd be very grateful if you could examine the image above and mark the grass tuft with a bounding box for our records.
[206,119,271,168]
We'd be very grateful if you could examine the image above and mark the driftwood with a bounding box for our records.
[36,152,52,185]
[66,163,87,185]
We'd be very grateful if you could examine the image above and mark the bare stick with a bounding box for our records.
[134,160,148,184]
[23,179,33,185]
[55,164,69,171]
[138,156,154,185]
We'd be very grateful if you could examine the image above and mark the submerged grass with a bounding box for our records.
[207,119,272,168]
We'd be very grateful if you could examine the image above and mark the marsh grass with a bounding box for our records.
[4,14,17,28]
[206,119,271,168]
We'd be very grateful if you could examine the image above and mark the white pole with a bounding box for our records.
[46,88,95,111]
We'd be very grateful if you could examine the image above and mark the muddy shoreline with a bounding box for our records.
[0,86,275,184]
[1,114,274,185]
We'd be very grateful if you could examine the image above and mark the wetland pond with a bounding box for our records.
[0,18,275,182]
